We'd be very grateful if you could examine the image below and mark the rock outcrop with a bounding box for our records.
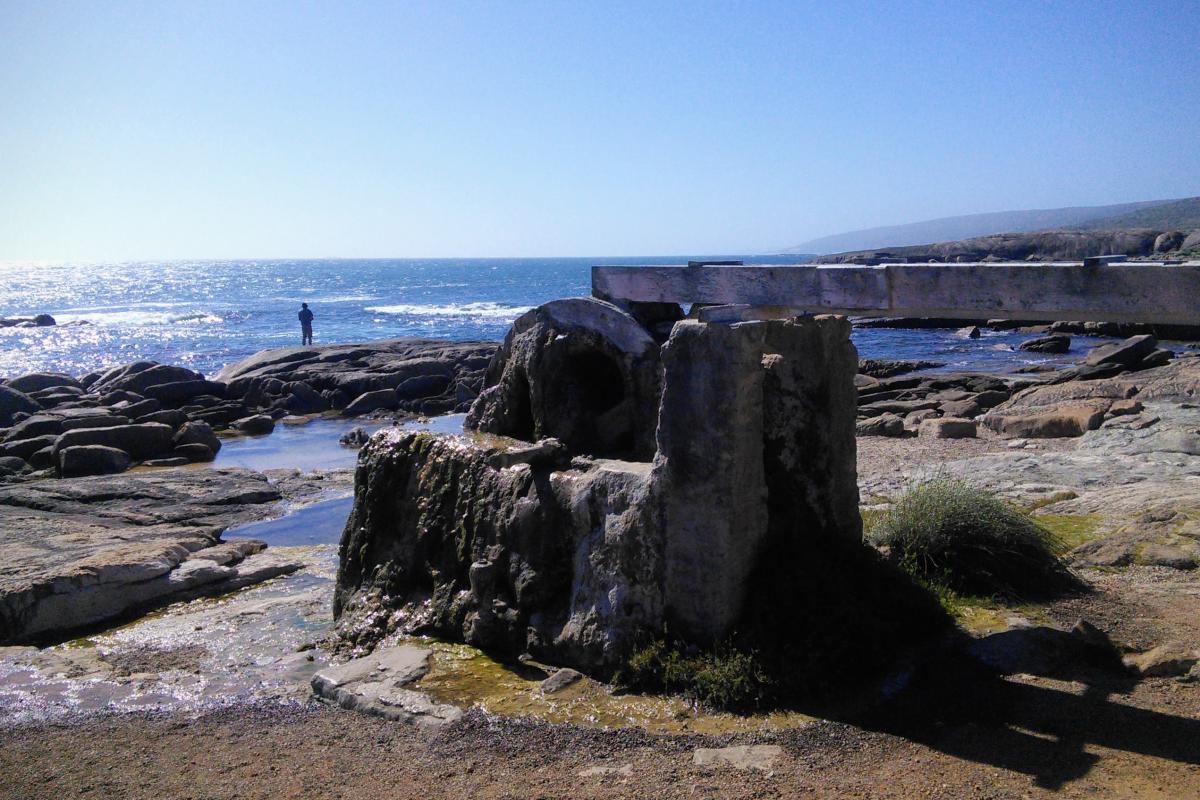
[0,468,336,644]
[0,339,500,480]
[214,338,496,417]
[335,307,865,674]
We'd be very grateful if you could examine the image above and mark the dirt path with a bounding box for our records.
[2,671,1198,800]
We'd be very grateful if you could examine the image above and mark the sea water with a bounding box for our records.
[0,257,1118,379]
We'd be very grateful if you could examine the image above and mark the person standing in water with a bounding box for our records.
[298,302,314,345]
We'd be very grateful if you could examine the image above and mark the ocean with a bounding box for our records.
[0,257,1115,379]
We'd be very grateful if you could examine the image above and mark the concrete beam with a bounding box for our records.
[591,262,1200,325]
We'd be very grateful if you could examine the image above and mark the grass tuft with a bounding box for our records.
[867,478,1084,601]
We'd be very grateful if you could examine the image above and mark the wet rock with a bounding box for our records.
[957,325,982,339]
[1019,334,1071,354]
[0,468,295,644]
[142,456,190,468]
[339,427,371,448]
[538,667,583,694]
[857,413,906,437]
[311,646,462,726]
[173,420,222,455]
[232,414,275,436]
[466,298,662,460]
[1136,348,1175,371]
[173,443,216,463]
[918,417,977,439]
[58,445,132,478]
[857,358,943,378]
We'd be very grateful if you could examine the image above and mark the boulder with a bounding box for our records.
[136,409,188,427]
[0,386,41,427]
[143,379,227,405]
[465,298,662,460]
[339,427,371,448]
[1135,349,1174,371]
[59,414,131,431]
[0,435,60,461]
[282,381,329,414]
[174,443,216,463]
[957,325,982,339]
[1019,335,1070,354]
[0,456,28,476]
[231,415,275,436]
[918,417,977,439]
[1085,335,1158,368]
[395,374,450,402]
[857,413,906,437]
[114,398,161,419]
[984,406,1106,438]
[2,415,64,443]
[903,408,940,431]
[1154,231,1185,253]
[172,420,222,455]
[4,373,82,394]
[53,422,176,461]
[342,389,397,416]
[91,363,205,395]
[27,447,56,470]
[1182,229,1200,252]
[58,445,132,478]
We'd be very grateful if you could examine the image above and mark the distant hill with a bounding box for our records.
[785,198,1193,255]
[1075,196,1200,232]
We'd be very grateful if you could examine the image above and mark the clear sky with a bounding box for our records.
[1,0,1197,260]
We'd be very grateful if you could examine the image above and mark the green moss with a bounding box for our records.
[1035,513,1105,552]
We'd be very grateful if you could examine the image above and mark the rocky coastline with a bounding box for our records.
[1,313,1199,796]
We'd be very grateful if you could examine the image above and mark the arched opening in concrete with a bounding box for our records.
[565,350,625,415]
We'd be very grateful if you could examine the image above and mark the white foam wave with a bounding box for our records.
[365,302,532,319]
[53,309,226,326]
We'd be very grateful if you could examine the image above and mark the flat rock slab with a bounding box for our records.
[692,745,783,772]
[0,468,331,644]
[311,646,463,726]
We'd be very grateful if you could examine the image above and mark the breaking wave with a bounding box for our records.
[364,302,532,319]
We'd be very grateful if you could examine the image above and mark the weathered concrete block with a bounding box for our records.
[335,312,862,672]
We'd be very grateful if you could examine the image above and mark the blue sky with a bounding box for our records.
[1,1,1197,259]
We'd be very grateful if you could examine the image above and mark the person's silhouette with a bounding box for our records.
[298,303,314,345]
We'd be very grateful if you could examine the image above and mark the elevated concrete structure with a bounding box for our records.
[592,262,1200,326]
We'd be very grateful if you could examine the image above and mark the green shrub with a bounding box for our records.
[620,639,765,711]
[867,478,1083,600]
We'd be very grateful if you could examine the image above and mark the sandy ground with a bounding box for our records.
[1,671,1198,800]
